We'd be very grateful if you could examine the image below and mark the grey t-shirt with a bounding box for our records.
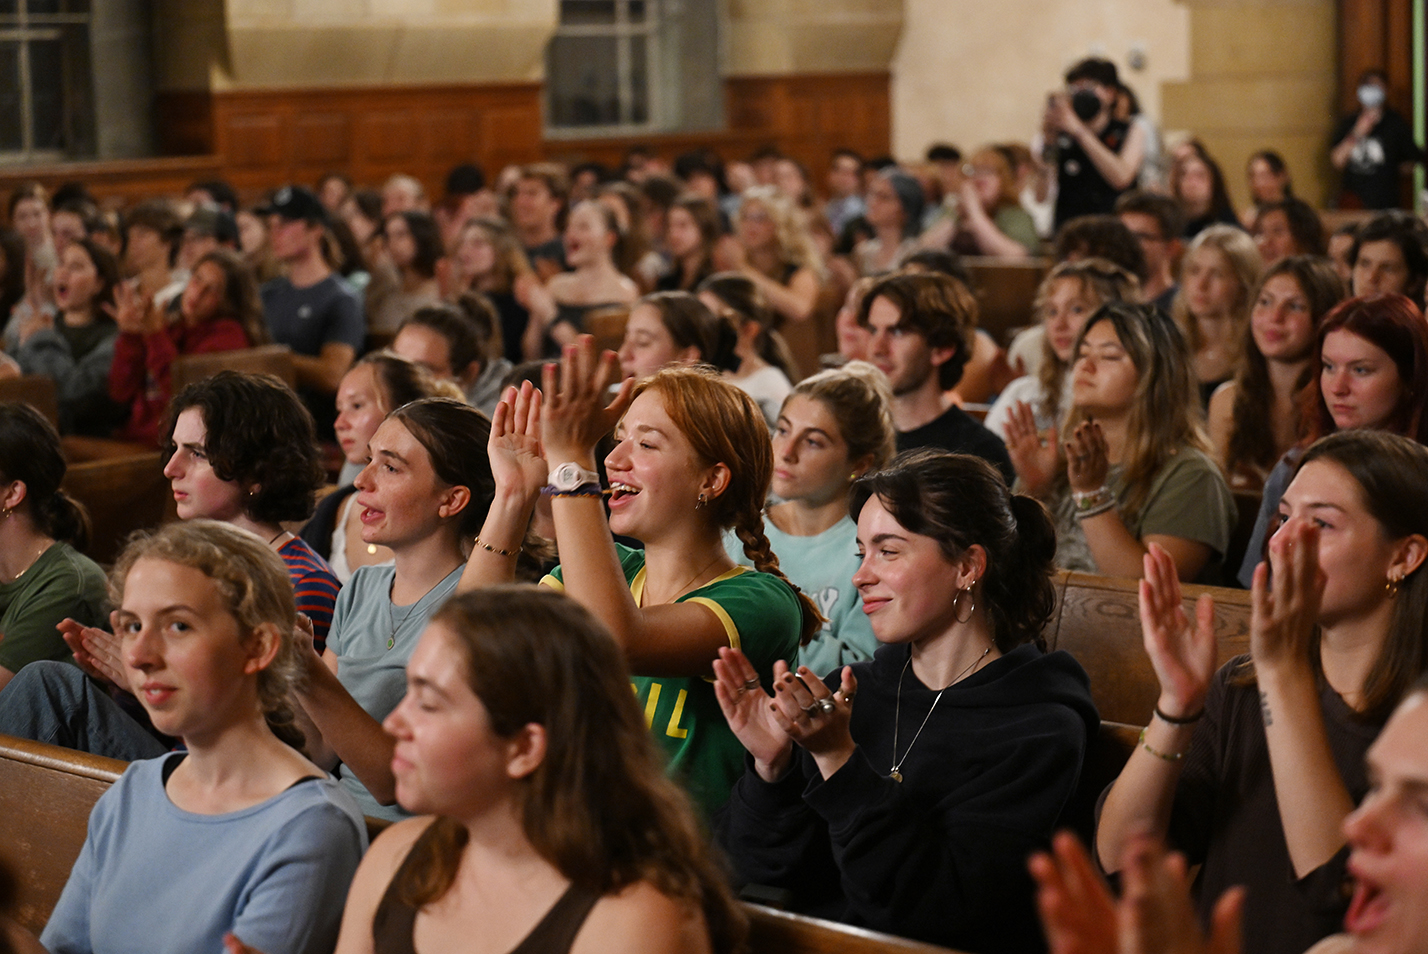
[1054,445,1236,584]
[327,563,462,819]
[260,274,364,358]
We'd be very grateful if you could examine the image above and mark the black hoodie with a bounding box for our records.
[720,641,1099,954]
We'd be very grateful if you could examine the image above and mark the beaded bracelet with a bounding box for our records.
[473,536,519,558]
[1072,485,1115,512]
[1154,704,1204,725]
[1074,497,1117,521]
[1138,727,1184,762]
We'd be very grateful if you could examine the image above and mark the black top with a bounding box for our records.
[372,823,603,954]
[896,404,1015,485]
[1054,118,1132,229]
[525,237,568,275]
[1332,107,1425,209]
[299,484,357,561]
[720,642,1099,954]
[1098,655,1381,954]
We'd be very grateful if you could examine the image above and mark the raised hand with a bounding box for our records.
[1064,417,1111,494]
[59,616,125,687]
[712,647,794,782]
[540,335,632,466]
[1139,544,1217,720]
[767,664,858,781]
[488,381,547,499]
[1031,831,1243,954]
[1250,517,1323,677]
[1005,400,1060,496]
[104,280,157,335]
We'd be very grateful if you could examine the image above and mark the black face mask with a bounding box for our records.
[1071,89,1103,121]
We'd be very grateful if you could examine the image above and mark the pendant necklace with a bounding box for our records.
[889,645,991,783]
[386,578,426,651]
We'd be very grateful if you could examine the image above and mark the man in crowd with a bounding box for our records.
[259,185,364,434]
[860,271,1014,482]
[1115,190,1185,312]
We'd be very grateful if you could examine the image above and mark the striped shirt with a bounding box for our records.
[279,537,341,653]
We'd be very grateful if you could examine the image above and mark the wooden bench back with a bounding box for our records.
[0,375,60,428]
[60,450,169,565]
[584,306,631,356]
[962,257,1050,346]
[0,735,125,933]
[170,345,297,394]
[1048,571,1251,725]
[0,736,962,953]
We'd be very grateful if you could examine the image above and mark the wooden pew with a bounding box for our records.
[0,735,125,933]
[0,735,962,954]
[170,344,297,394]
[0,375,59,428]
[961,256,1050,347]
[60,449,169,565]
[747,905,961,954]
[584,306,631,356]
[1047,571,1251,726]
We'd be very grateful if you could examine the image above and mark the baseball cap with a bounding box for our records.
[257,185,330,225]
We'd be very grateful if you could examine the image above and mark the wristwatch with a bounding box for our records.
[545,461,602,496]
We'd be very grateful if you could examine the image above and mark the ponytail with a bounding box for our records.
[37,489,90,552]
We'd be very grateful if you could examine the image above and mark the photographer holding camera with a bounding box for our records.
[1044,58,1147,230]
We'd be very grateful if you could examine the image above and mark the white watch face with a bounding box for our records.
[552,462,595,491]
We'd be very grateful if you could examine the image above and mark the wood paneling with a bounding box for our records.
[1337,0,1414,115]
[0,74,889,209]
[208,83,546,200]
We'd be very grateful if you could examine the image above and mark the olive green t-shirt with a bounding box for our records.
[0,542,108,673]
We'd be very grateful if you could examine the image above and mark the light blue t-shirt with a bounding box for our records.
[327,563,463,820]
[724,514,878,677]
[41,752,367,954]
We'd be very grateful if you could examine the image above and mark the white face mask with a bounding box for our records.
[1358,83,1386,110]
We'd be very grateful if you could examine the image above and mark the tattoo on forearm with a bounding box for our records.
[1259,690,1273,727]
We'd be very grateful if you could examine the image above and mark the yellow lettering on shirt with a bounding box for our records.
[666,689,690,739]
[643,682,662,729]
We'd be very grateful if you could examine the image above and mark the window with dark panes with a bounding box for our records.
[0,0,93,161]
[546,0,721,135]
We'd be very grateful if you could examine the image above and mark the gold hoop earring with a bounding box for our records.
[1387,573,1403,598]
[696,492,707,511]
[952,584,976,624]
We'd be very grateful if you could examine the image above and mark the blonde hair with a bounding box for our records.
[788,361,896,472]
[1034,258,1141,425]
[1171,224,1263,360]
[736,186,821,274]
[109,520,304,747]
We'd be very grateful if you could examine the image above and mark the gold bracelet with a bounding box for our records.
[473,535,519,558]
[1139,727,1184,762]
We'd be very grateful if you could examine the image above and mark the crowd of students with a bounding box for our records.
[2,55,1428,954]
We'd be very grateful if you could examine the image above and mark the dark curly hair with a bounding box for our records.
[164,371,325,524]
[850,449,1057,652]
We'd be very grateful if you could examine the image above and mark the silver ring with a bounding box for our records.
[742,677,760,692]
[801,702,820,717]
[818,698,836,713]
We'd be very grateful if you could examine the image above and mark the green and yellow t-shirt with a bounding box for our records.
[544,543,802,817]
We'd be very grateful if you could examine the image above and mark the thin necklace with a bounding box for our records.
[267,529,286,547]
[386,574,441,651]
[10,542,50,582]
[644,553,723,607]
[889,645,991,783]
